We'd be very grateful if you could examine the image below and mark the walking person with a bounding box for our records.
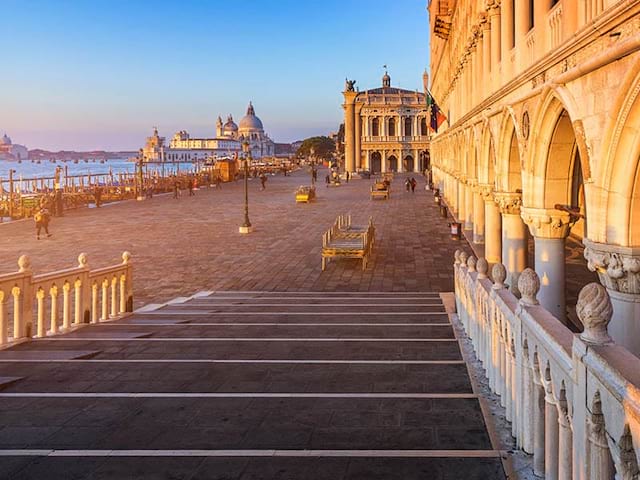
[410,177,417,193]
[34,207,52,240]
[405,178,411,192]
[259,172,267,190]
[345,171,350,183]
[173,178,180,199]
[188,177,195,196]
[93,184,102,207]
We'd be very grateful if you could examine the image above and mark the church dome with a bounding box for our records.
[1,134,12,145]
[223,115,238,132]
[239,102,264,131]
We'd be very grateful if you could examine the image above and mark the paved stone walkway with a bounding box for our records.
[0,292,506,479]
[0,169,464,307]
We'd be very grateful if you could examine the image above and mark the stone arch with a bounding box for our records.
[403,155,414,172]
[526,89,588,211]
[495,111,523,194]
[370,151,382,173]
[479,120,496,186]
[388,155,398,172]
[597,65,640,246]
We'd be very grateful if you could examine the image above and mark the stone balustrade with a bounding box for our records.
[454,250,640,479]
[0,252,133,347]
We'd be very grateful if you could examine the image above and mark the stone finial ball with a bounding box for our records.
[17,255,31,272]
[122,251,132,264]
[492,263,507,288]
[577,283,613,345]
[518,268,540,305]
[476,258,489,279]
[467,256,477,272]
[454,249,461,265]
[77,253,88,267]
[459,251,468,267]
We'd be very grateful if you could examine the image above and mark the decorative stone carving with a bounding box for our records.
[18,255,31,273]
[492,263,506,289]
[122,251,132,265]
[518,268,540,306]
[521,207,577,239]
[493,191,522,215]
[583,239,640,295]
[477,258,489,279]
[459,251,469,267]
[454,249,462,265]
[477,183,494,202]
[78,253,88,268]
[577,282,613,345]
[467,256,477,272]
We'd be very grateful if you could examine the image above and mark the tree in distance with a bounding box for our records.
[296,136,335,161]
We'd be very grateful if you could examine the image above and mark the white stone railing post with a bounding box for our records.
[50,285,59,334]
[62,281,71,330]
[36,288,45,338]
[0,291,6,345]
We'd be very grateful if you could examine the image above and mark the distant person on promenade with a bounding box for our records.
[410,177,417,193]
[93,185,102,207]
[34,207,52,240]
[173,179,180,199]
[345,171,350,183]
[215,175,222,189]
[405,178,411,192]
[188,178,195,196]
[325,174,330,185]
[259,172,267,190]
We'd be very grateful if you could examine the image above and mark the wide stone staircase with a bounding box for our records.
[0,291,506,479]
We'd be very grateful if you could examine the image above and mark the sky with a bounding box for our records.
[0,0,430,151]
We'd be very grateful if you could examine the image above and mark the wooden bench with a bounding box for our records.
[322,215,375,271]
[370,181,390,200]
[295,185,316,203]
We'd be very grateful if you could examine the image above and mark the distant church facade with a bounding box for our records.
[143,102,275,162]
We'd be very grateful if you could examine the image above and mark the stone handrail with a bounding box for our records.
[0,252,132,347]
[454,250,640,479]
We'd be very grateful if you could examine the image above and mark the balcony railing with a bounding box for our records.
[454,251,640,478]
[0,252,133,346]
[362,135,430,143]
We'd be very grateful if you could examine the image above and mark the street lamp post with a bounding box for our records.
[239,141,253,234]
[137,149,145,201]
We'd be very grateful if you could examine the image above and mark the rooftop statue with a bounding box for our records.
[345,79,356,92]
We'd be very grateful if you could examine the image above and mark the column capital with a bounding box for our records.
[521,207,577,239]
[476,183,494,200]
[494,191,522,215]
[583,239,640,295]
[486,0,501,14]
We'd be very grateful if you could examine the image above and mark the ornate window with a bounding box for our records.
[388,118,396,136]
[372,118,380,137]
[405,117,412,137]
[420,118,428,136]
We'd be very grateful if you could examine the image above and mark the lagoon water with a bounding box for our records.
[0,159,196,180]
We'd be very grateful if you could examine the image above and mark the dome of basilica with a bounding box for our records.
[223,115,238,132]
[1,133,12,145]
[239,102,264,131]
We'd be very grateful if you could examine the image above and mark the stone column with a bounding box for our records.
[521,208,576,323]
[382,150,387,173]
[343,91,357,173]
[464,180,474,231]
[483,188,502,264]
[489,2,506,90]
[583,240,640,355]
[354,109,362,171]
[495,192,527,291]
[500,0,513,65]
[473,185,486,244]
[481,18,491,97]
[457,178,467,223]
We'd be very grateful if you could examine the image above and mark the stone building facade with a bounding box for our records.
[342,72,430,174]
[428,0,640,354]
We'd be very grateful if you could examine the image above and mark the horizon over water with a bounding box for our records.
[0,158,198,181]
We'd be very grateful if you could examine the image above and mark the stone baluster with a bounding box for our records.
[509,337,518,439]
[74,279,82,325]
[62,281,71,330]
[476,259,489,362]
[533,369,546,477]
[119,274,127,314]
[110,276,117,318]
[101,279,109,321]
[36,288,45,338]
[50,285,59,334]
[91,283,99,323]
[544,376,560,480]
[588,394,616,478]
[0,291,6,345]
[504,334,513,422]
[557,395,573,480]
